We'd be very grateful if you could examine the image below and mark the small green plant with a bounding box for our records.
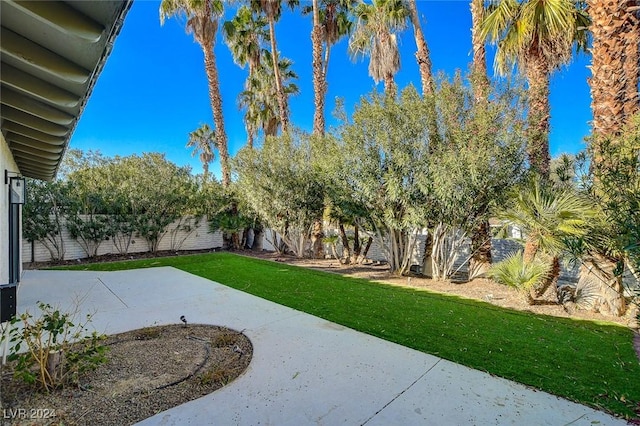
[1,302,107,391]
[489,252,550,303]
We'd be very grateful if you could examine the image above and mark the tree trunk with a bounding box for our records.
[252,227,264,251]
[622,2,640,121]
[470,0,489,101]
[587,0,639,139]
[268,17,289,133]
[524,54,551,180]
[310,219,325,259]
[338,223,351,264]
[384,72,397,98]
[360,236,373,264]
[202,47,230,188]
[407,0,433,96]
[421,230,433,278]
[469,219,492,279]
[353,223,361,260]
[576,254,627,316]
[532,255,560,301]
[311,0,327,136]
[522,237,539,263]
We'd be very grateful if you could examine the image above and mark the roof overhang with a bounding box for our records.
[1,0,132,180]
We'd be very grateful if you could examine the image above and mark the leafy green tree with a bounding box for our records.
[425,73,528,278]
[65,164,115,258]
[22,179,70,261]
[589,115,640,275]
[234,131,325,258]
[338,86,431,274]
[120,153,198,252]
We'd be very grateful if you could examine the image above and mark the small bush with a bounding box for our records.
[1,302,107,391]
[489,252,550,301]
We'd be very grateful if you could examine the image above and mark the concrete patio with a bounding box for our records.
[12,267,625,425]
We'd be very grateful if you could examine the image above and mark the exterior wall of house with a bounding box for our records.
[1,133,21,284]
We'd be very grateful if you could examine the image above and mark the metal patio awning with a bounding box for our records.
[0,0,132,180]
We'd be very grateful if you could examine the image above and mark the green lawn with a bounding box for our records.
[57,252,640,419]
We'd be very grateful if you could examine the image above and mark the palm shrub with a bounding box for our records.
[499,178,596,303]
[489,252,550,303]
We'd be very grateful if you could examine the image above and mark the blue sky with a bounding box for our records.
[71,0,593,178]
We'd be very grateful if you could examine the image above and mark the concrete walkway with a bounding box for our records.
[15,268,624,426]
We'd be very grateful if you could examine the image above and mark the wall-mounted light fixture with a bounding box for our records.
[5,170,26,205]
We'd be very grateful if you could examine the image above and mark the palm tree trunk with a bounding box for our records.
[587,0,638,139]
[576,254,627,316]
[622,2,640,125]
[522,237,539,263]
[202,47,230,188]
[525,54,551,180]
[311,0,326,136]
[407,0,433,96]
[268,18,290,133]
[534,255,560,299]
[470,0,489,101]
[384,73,397,98]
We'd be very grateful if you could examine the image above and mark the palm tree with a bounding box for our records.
[349,0,409,96]
[585,2,638,318]
[223,6,268,79]
[480,0,589,179]
[406,0,433,96]
[160,0,231,188]
[304,0,354,136]
[500,179,596,303]
[587,0,639,140]
[187,124,215,179]
[239,53,299,142]
[250,0,299,133]
[223,6,270,147]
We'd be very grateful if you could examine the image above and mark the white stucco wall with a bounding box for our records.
[0,133,22,284]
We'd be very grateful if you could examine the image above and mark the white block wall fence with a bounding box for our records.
[25,218,633,291]
[22,216,224,263]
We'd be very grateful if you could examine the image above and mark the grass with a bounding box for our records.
[57,252,640,418]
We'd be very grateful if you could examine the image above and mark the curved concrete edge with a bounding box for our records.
[15,268,627,426]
